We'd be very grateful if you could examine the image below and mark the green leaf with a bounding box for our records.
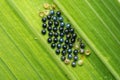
[0,0,120,80]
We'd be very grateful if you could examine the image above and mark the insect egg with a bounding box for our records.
[49,10,54,15]
[71,38,75,43]
[73,49,78,55]
[68,54,72,60]
[64,29,69,34]
[62,44,67,50]
[67,48,72,54]
[64,59,70,65]
[74,56,78,61]
[48,20,53,26]
[51,43,56,48]
[53,37,58,43]
[42,17,47,23]
[52,16,57,21]
[47,26,52,31]
[66,23,71,29]
[78,60,83,66]
[44,10,49,16]
[59,38,64,43]
[71,61,76,67]
[39,11,44,17]
[54,32,59,37]
[72,33,77,38]
[66,34,71,39]
[69,28,74,33]
[57,43,61,49]
[85,50,91,56]
[47,37,52,43]
[54,21,59,26]
[47,15,51,20]
[69,43,73,48]
[65,39,69,44]
[80,43,85,49]
[62,50,66,56]
[74,43,79,49]
[56,11,61,17]
[61,56,66,61]
[48,32,53,37]
[80,48,84,54]
[53,27,58,32]
[60,32,64,37]
[41,29,46,35]
[42,23,47,28]
[55,49,60,55]
[51,4,56,9]
[43,3,50,9]
[60,22,65,27]
[59,27,64,32]
[58,16,63,22]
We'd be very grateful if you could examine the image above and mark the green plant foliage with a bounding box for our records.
[0,0,120,80]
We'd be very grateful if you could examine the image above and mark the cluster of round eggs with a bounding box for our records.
[41,10,86,67]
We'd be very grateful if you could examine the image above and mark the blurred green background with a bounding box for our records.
[0,0,120,80]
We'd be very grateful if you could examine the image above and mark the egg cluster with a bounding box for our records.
[41,10,86,67]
